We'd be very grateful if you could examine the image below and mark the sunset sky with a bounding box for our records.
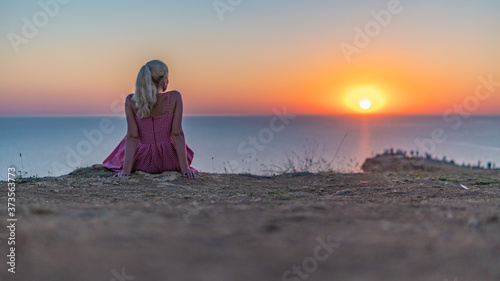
[1,0,499,116]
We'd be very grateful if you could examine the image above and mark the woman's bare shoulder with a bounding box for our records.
[125,93,135,104]
[167,90,182,101]
[166,90,181,96]
[124,94,137,112]
[159,91,180,106]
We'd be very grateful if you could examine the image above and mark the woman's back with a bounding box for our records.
[103,91,195,174]
[129,91,174,118]
[131,92,174,145]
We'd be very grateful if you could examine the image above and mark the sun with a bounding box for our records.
[360,99,371,110]
[344,86,386,113]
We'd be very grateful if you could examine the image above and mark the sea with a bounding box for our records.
[1,115,500,179]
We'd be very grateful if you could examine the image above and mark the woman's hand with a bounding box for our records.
[114,170,130,177]
[181,167,197,179]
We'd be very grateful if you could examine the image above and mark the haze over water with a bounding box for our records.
[1,115,499,178]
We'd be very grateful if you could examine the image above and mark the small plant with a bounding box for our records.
[261,139,339,175]
[474,178,500,185]
[19,153,26,177]
[17,176,43,184]
[438,176,454,182]
[14,153,42,180]
[277,194,289,200]
[145,192,161,197]
[222,162,228,174]
[268,190,289,200]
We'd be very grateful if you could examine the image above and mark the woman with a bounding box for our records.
[103,60,198,178]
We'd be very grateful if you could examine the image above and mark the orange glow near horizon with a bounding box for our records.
[1,2,500,116]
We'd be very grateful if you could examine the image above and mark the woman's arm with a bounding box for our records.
[115,95,139,177]
[170,91,196,179]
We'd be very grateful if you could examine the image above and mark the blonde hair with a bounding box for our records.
[133,60,168,118]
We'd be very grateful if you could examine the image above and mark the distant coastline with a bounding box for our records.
[363,148,498,172]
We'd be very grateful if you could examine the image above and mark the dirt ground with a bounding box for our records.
[1,165,499,281]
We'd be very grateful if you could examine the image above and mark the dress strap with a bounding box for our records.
[166,92,171,114]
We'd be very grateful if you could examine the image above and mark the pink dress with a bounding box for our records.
[103,93,196,174]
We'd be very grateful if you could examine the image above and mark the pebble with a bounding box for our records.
[336,190,353,195]
[295,193,309,198]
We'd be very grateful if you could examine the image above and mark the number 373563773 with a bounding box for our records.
[7,167,16,216]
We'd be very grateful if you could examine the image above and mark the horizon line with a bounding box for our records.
[2,113,500,118]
